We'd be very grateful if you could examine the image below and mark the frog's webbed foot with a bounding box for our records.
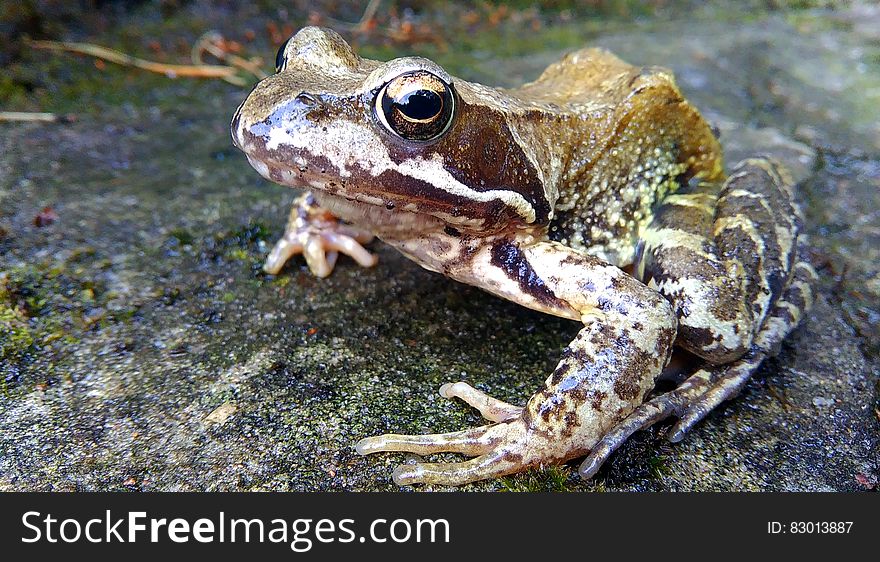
[579,259,817,479]
[264,191,377,277]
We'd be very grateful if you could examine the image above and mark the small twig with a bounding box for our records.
[193,31,268,81]
[325,0,383,32]
[323,0,446,49]
[0,111,63,123]
[27,39,249,85]
[355,0,383,32]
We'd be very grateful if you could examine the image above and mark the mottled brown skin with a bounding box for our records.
[231,27,816,486]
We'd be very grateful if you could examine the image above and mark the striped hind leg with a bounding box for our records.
[580,157,816,479]
[579,256,816,479]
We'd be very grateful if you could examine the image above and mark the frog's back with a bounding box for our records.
[509,48,653,109]
[510,48,724,266]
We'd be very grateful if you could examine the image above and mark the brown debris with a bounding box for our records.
[33,206,58,227]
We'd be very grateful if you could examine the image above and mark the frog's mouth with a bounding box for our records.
[241,153,456,236]
[242,153,401,212]
[240,149,521,234]
[231,113,531,233]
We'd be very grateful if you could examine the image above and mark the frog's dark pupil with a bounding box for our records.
[377,74,455,141]
[274,38,291,72]
[395,89,442,120]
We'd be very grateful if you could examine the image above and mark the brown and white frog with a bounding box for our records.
[230,26,817,486]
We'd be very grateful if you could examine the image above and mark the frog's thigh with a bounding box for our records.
[640,157,801,364]
[578,159,813,479]
[356,242,677,486]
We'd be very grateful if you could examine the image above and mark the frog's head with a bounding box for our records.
[231,27,549,233]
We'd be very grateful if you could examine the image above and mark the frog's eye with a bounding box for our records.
[275,37,291,73]
[375,71,455,142]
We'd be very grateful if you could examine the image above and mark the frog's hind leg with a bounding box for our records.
[666,258,816,440]
[356,244,678,486]
[579,158,817,479]
[638,157,804,364]
[579,257,816,478]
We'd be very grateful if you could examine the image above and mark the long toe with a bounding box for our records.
[355,423,509,457]
[391,450,526,486]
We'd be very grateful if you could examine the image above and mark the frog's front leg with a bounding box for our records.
[264,191,377,277]
[356,241,677,486]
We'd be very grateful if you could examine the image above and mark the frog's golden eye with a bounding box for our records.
[275,37,291,72]
[375,71,455,142]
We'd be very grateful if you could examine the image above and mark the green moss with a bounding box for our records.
[0,304,34,360]
[224,248,250,261]
[205,222,273,270]
[214,222,271,248]
[499,465,573,492]
[169,228,194,246]
[0,73,29,107]
[648,455,671,478]
[0,252,136,391]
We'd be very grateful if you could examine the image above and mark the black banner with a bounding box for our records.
[0,493,874,558]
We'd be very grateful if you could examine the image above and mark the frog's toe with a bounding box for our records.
[356,420,539,486]
[301,237,339,278]
[263,228,377,277]
[438,381,523,422]
[263,236,305,275]
[391,449,525,486]
[356,423,507,457]
[322,231,379,268]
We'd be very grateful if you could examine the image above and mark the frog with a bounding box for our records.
[230,26,817,486]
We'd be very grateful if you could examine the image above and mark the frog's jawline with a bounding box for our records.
[250,154,519,239]
[314,190,447,240]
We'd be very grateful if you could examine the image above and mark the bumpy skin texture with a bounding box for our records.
[231,27,816,486]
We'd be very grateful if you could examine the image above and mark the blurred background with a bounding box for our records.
[0,1,878,491]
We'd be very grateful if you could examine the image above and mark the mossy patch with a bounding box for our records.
[201,221,273,272]
[0,254,138,394]
[0,303,34,368]
[499,465,574,492]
